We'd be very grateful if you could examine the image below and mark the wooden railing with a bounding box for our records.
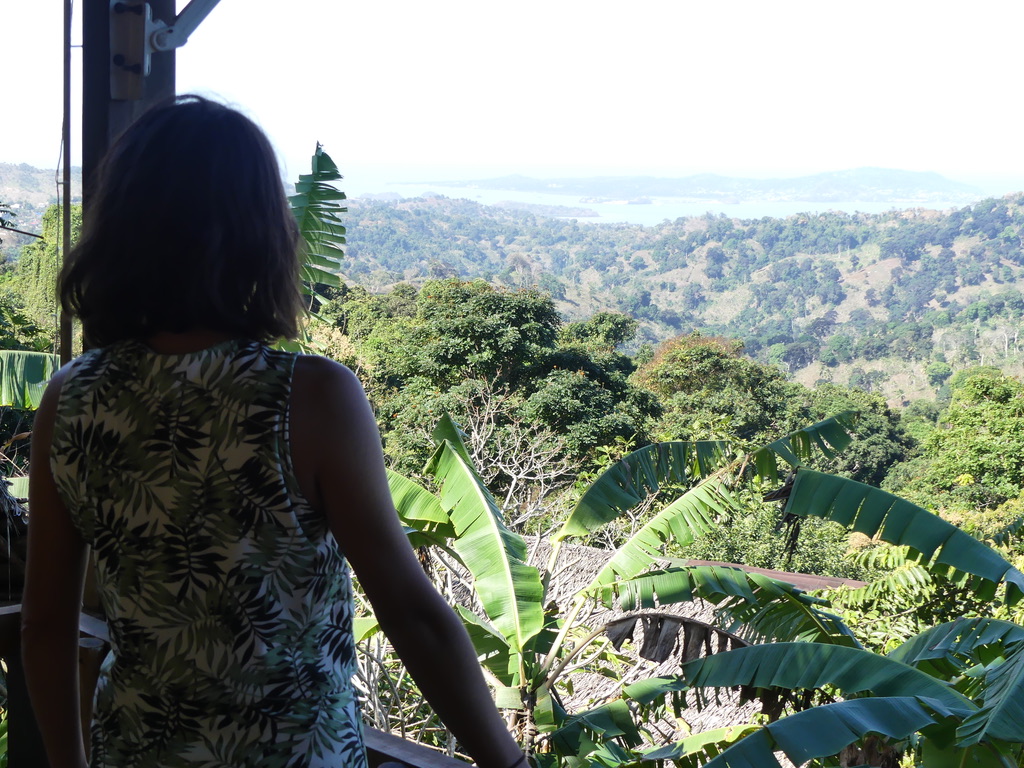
[0,604,469,768]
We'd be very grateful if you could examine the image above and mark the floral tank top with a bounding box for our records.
[50,339,367,768]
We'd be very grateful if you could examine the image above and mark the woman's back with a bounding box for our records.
[50,338,366,768]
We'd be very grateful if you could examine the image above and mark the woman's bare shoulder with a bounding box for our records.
[290,355,380,457]
[292,355,368,407]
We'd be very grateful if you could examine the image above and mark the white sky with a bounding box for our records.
[4,0,1024,192]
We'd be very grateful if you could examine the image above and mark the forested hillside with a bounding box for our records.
[341,193,1024,403]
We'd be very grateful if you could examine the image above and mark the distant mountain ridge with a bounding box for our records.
[421,167,982,204]
[0,162,83,206]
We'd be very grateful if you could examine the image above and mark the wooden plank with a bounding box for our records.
[363,726,470,768]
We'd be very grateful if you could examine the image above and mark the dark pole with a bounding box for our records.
[59,0,73,365]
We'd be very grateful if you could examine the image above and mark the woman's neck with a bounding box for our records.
[144,330,238,354]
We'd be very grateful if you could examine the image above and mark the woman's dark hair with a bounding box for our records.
[61,95,303,346]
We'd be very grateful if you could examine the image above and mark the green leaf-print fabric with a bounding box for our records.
[51,340,366,768]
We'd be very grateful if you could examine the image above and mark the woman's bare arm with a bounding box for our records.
[23,368,90,768]
[292,356,527,768]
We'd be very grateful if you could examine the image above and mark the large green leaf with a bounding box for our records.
[453,605,518,687]
[698,697,973,768]
[425,415,544,652]
[891,618,1024,671]
[957,639,1024,745]
[681,642,974,714]
[289,144,346,291]
[781,469,1024,604]
[0,350,58,408]
[555,441,730,541]
[583,476,735,591]
[597,564,859,646]
[637,724,760,765]
[549,698,644,755]
[752,411,858,481]
[387,469,454,537]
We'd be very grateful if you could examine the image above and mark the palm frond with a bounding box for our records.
[957,639,1024,745]
[555,441,731,541]
[387,468,454,539]
[636,724,761,765]
[582,477,735,591]
[681,642,974,714]
[289,144,346,292]
[752,410,858,481]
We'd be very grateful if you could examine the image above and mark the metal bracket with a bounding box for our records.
[109,0,222,100]
[148,0,223,52]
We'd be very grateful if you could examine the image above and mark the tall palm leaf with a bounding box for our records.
[565,415,861,594]
[778,469,1024,604]
[890,618,1024,673]
[891,619,1024,746]
[425,415,544,653]
[289,144,346,293]
[957,640,1024,745]
[583,476,735,590]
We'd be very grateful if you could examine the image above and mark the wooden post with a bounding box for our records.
[76,0,176,363]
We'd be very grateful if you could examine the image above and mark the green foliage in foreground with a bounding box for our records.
[369,411,1024,767]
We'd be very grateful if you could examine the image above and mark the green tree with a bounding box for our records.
[633,332,807,446]
[2,204,81,346]
[891,373,1024,517]
[331,281,660,473]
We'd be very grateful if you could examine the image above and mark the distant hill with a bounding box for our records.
[0,162,82,206]
[339,192,1024,404]
[419,168,982,205]
[0,163,83,252]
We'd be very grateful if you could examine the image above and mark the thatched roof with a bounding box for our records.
[526,537,861,745]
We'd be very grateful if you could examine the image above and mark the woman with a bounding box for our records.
[23,95,527,768]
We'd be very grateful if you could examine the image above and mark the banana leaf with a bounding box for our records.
[289,144,346,291]
[453,605,519,687]
[920,739,1014,768]
[699,697,974,768]
[597,564,859,647]
[751,411,858,481]
[387,468,455,540]
[425,415,544,652]
[890,618,1024,671]
[681,642,974,714]
[957,639,1024,745]
[549,698,643,754]
[353,616,379,642]
[0,350,58,408]
[638,724,761,765]
[781,469,1024,604]
[583,477,735,591]
[555,440,731,541]
[890,618,1024,744]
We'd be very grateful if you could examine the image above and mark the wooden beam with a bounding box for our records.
[364,726,471,768]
